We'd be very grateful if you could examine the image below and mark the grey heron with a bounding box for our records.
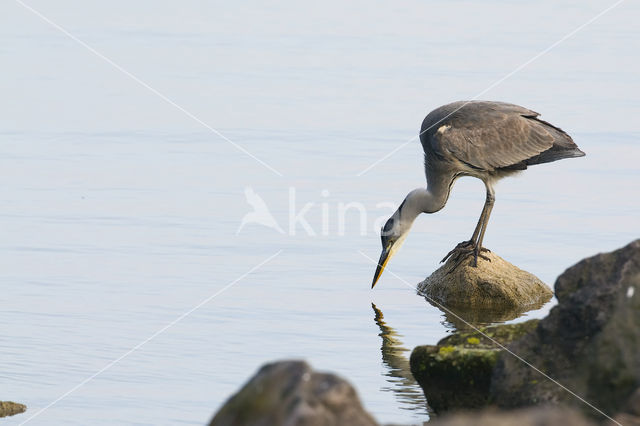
[371,101,585,288]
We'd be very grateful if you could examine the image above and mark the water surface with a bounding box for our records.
[1,1,639,425]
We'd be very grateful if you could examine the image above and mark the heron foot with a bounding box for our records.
[441,241,490,263]
[441,240,473,263]
[441,241,490,269]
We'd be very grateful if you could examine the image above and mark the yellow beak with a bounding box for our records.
[371,245,392,288]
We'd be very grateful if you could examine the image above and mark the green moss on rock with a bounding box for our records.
[410,320,538,413]
[490,240,640,419]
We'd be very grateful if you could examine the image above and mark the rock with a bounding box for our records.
[622,388,640,417]
[609,413,640,426]
[607,388,640,425]
[0,401,26,418]
[209,360,378,426]
[427,406,596,426]
[490,239,640,419]
[417,251,553,311]
[410,319,538,413]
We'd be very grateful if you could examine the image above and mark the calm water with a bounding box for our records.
[2,1,639,425]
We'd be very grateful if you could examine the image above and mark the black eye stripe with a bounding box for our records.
[382,218,395,235]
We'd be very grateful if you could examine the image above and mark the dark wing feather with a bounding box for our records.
[425,101,580,171]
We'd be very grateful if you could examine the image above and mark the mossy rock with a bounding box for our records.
[490,240,640,419]
[410,319,538,413]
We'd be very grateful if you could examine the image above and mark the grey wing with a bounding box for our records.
[431,107,573,171]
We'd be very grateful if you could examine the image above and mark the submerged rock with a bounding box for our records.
[210,360,378,426]
[427,406,596,426]
[0,401,26,418]
[490,239,640,418]
[418,251,552,311]
[426,298,548,331]
[410,319,538,413]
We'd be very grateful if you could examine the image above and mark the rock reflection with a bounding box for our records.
[371,303,430,420]
[421,296,549,332]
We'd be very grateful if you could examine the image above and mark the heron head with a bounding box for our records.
[371,211,410,288]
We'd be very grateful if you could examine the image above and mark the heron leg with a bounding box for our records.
[440,190,492,263]
[472,187,495,266]
[441,186,494,268]
[470,198,489,243]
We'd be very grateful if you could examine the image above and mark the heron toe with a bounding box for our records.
[472,247,492,267]
[441,240,475,263]
[443,243,491,271]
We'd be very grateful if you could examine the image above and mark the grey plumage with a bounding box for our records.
[421,101,584,175]
[420,100,585,266]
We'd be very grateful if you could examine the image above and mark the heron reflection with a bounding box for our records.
[372,303,430,418]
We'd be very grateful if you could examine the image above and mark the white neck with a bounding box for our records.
[385,171,455,241]
[403,187,446,217]
[387,187,447,240]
